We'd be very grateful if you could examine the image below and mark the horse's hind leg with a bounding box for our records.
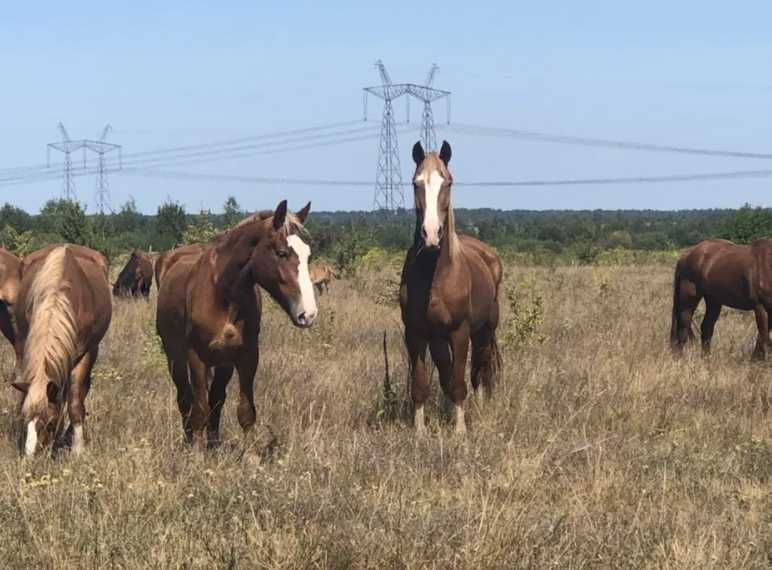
[187,350,211,451]
[167,350,193,443]
[752,305,770,360]
[471,325,498,401]
[67,348,97,456]
[700,299,722,355]
[672,279,700,352]
[208,365,234,448]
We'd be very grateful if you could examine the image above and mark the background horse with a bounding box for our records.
[156,201,317,450]
[310,262,338,295]
[400,141,503,435]
[12,244,112,456]
[0,247,20,352]
[113,249,154,298]
[671,238,772,359]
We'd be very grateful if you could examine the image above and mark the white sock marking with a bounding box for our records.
[287,235,317,325]
[415,406,426,435]
[25,420,37,456]
[72,424,84,455]
[454,404,466,435]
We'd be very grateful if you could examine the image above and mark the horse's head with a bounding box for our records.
[12,380,64,456]
[412,140,453,251]
[250,200,317,328]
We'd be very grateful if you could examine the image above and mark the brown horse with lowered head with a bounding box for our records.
[113,249,154,298]
[156,201,317,449]
[0,247,21,354]
[310,262,338,295]
[400,141,503,435]
[671,238,772,359]
[12,244,112,456]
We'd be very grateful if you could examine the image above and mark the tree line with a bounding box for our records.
[0,197,769,267]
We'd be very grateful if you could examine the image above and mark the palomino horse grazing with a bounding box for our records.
[12,244,112,456]
[671,238,772,359]
[310,263,338,295]
[400,141,503,435]
[156,201,317,449]
[0,247,21,353]
[113,249,154,298]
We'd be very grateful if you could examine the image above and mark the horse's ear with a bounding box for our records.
[272,200,288,231]
[439,140,452,165]
[11,382,29,394]
[46,382,59,403]
[296,201,311,224]
[412,141,425,165]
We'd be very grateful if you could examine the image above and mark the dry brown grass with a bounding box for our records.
[0,262,769,568]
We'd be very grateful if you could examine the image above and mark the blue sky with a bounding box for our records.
[1,2,771,213]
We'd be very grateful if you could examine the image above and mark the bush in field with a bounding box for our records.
[503,274,547,348]
[156,199,187,248]
[182,210,217,245]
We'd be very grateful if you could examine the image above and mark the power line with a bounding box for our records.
[451,123,772,160]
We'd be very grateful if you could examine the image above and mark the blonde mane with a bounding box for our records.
[21,246,78,417]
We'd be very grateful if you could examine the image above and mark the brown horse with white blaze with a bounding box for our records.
[156,201,317,449]
[671,238,772,359]
[12,244,112,456]
[400,141,503,435]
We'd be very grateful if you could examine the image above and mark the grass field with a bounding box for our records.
[0,261,769,568]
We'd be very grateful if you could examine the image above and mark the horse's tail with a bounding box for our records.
[489,331,502,392]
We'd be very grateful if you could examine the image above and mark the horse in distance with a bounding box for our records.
[671,238,772,359]
[156,200,317,450]
[12,244,112,456]
[0,247,21,353]
[113,249,154,298]
[400,141,503,436]
[310,262,338,295]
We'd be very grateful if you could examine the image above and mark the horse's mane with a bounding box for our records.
[214,210,308,245]
[21,246,78,417]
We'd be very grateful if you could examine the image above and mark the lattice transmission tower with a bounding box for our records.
[46,123,121,210]
[363,61,451,211]
[85,124,122,213]
[47,122,87,201]
[364,60,410,211]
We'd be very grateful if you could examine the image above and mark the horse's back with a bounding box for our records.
[459,234,502,290]
[156,250,204,346]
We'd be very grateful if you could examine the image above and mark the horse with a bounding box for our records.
[156,200,317,450]
[155,244,205,289]
[310,262,338,295]
[0,247,21,352]
[113,249,154,298]
[400,141,503,435]
[671,238,772,359]
[11,244,112,456]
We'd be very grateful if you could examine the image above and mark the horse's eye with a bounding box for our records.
[277,249,289,259]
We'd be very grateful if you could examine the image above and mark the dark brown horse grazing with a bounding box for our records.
[156,201,317,449]
[12,244,112,456]
[671,238,772,359]
[113,249,154,298]
[400,141,503,435]
[0,247,21,353]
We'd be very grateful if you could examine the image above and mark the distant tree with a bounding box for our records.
[0,203,32,232]
[156,199,187,246]
[719,204,772,243]
[57,200,90,245]
[222,196,244,228]
[114,196,143,233]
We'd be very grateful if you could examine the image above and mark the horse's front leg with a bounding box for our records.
[431,324,470,435]
[67,348,97,456]
[406,330,429,436]
[187,349,211,451]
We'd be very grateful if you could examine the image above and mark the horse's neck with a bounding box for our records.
[211,232,261,303]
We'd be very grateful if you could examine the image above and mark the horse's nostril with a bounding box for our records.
[437,224,444,238]
[421,227,428,239]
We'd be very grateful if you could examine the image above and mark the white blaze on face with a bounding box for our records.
[25,420,38,457]
[287,235,317,326]
[417,170,444,247]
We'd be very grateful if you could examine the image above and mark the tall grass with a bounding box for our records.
[0,263,768,568]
